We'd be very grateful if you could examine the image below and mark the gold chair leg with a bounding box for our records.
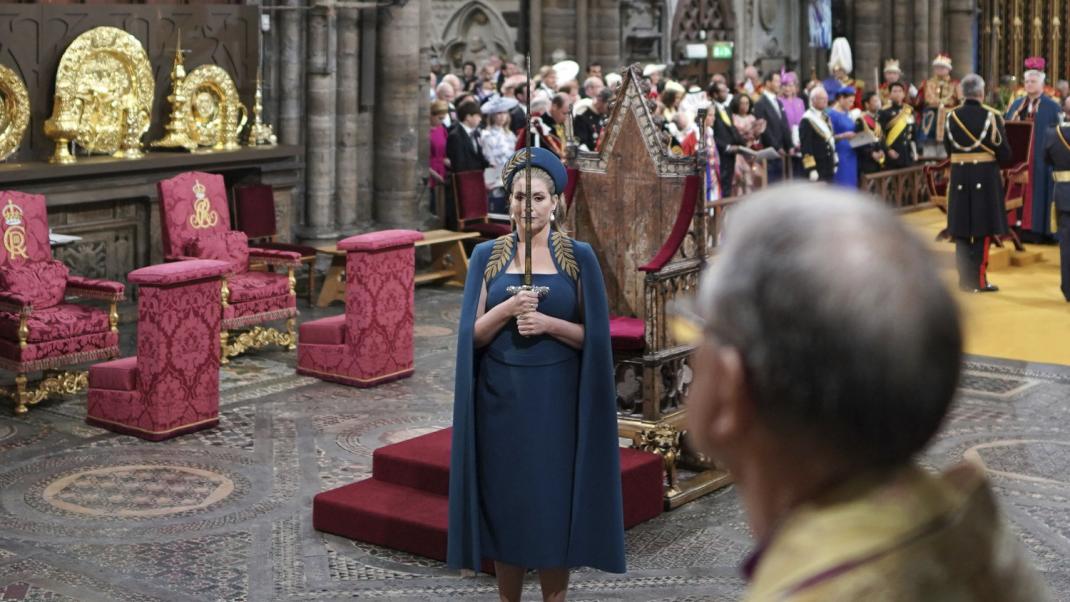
[220,330,230,365]
[14,374,28,415]
[286,317,297,350]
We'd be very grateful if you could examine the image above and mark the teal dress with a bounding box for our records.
[448,232,626,574]
[477,270,579,567]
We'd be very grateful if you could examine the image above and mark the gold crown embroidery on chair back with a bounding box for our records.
[2,199,28,261]
[189,179,220,230]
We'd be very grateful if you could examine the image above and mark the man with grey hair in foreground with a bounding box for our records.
[682,185,1048,600]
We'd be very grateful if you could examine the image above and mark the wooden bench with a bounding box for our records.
[315,229,479,308]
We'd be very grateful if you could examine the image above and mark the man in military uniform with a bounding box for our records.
[799,86,838,182]
[878,59,916,109]
[856,91,886,175]
[944,74,1012,292]
[574,87,611,152]
[917,54,960,147]
[1043,96,1070,301]
[878,82,917,169]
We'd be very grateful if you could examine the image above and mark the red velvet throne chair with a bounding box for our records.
[87,260,230,440]
[0,191,124,415]
[157,172,300,361]
[297,230,423,386]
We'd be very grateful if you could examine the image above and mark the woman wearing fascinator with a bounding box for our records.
[447,146,626,601]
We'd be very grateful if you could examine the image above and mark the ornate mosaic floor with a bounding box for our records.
[0,287,1067,601]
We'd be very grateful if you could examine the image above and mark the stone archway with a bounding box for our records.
[438,1,514,70]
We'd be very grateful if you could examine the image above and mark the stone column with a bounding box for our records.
[356,10,377,229]
[853,0,882,89]
[912,0,931,81]
[577,0,589,70]
[301,2,339,244]
[946,0,977,78]
[336,8,360,236]
[892,0,915,82]
[929,0,944,73]
[373,0,427,228]
[278,0,305,239]
[279,0,304,146]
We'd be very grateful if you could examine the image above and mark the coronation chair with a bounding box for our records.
[157,172,300,362]
[0,191,124,414]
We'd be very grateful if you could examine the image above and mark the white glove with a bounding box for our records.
[809,171,819,182]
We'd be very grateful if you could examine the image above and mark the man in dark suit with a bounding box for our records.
[944,74,1012,293]
[708,80,746,194]
[1044,96,1070,301]
[446,101,490,173]
[753,71,792,182]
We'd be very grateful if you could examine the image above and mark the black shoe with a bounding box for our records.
[960,283,999,293]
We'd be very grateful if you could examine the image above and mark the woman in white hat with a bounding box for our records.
[480,96,520,214]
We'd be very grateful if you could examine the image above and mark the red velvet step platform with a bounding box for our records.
[313,427,664,565]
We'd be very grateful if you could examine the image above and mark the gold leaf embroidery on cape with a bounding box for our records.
[483,234,514,281]
[551,231,579,281]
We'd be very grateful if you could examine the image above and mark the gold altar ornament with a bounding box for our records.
[0,65,30,162]
[247,69,277,147]
[44,26,154,163]
[153,31,198,152]
[179,65,247,151]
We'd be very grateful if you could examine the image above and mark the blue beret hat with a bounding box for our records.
[502,147,568,195]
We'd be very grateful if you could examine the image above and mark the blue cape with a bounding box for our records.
[447,231,627,573]
[1006,94,1060,234]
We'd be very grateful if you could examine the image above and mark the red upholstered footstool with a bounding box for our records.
[297,230,424,387]
[86,260,230,441]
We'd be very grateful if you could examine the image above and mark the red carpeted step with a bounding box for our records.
[313,478,449,562]
[313,427,665,564]
[371,427,452,496]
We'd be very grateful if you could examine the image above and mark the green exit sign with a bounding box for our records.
[712,42,734,59]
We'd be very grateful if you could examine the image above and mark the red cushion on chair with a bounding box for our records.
[609,315,646,351]
[227,271,291,303]
[234,184,277,239]
[0,260,69,309]
[300,315,347,345]
[89,356,138,391]
[463,222,512,238]
[186,231,249,275]
[0,303,111,343]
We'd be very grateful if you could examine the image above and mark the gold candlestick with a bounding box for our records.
[246,69,277,147]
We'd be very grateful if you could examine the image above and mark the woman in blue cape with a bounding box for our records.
[448,147,626,600]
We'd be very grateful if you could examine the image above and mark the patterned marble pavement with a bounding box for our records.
[0,286,1067,601]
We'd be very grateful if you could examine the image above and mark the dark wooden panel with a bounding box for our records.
[0,3,259,163]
